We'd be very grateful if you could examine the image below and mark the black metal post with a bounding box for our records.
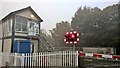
[73,43,76,51]
[11,15,15,53]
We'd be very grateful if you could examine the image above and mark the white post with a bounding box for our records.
[49,53,51,66]
[43,52,45,66]
[47,52,49,66]
[65,51,68,66]
[40,52,42,66]
[27,53,30,66]
[14,53,17,66]
[21,54,24,66]
[32,53,35,66]
[73,51,75,66]
[72,51,74,66]
[68,51,70,66]
[34,53,37,66]
[44,52,46,66]
[63,51,66,66]
[38,53,40,66]
[25,54,27,66]
[30,53,32,67]
[37,53,39,66]
[46,52,48,66]
[67,51,69,66]
[42,52,43,66]
[62,51,64,66]
[76,51,78,66]
[36,53,38,66]
[65,51,67,66]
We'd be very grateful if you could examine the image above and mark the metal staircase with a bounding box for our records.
[38,29,54,51]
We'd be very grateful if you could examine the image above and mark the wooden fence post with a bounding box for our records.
[21,53,24,66]
[14,53,17,66]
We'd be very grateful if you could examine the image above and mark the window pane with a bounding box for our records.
[29,23,34,32]
[15,23,21,31]
[22,25,27,31]
[35,23,39,34]
[15,16,27,32]
[8,19,12,32]
[15,16,21,31]
[21,17,27,31]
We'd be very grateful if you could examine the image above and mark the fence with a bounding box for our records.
[0,51,78,67]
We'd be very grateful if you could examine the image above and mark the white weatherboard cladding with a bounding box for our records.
[3,39,11,53]
[15,33,27,36]
[1,19,12,37]
[0,23,2,38]
[17,10,38,20]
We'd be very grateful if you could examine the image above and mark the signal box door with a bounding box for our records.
[13,40,32,53]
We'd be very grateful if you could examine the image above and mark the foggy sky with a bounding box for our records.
[0,0,119,33]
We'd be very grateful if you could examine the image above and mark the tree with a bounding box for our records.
[50,21,72,48]
[71,4,119,47]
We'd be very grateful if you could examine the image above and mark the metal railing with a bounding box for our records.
[38,29,54,51]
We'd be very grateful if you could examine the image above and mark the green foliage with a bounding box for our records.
[50,21,72,47]
[71,4,119,47]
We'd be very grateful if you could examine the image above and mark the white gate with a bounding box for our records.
[1,51,78,67]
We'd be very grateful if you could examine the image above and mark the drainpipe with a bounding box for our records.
[2,20,4,52]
